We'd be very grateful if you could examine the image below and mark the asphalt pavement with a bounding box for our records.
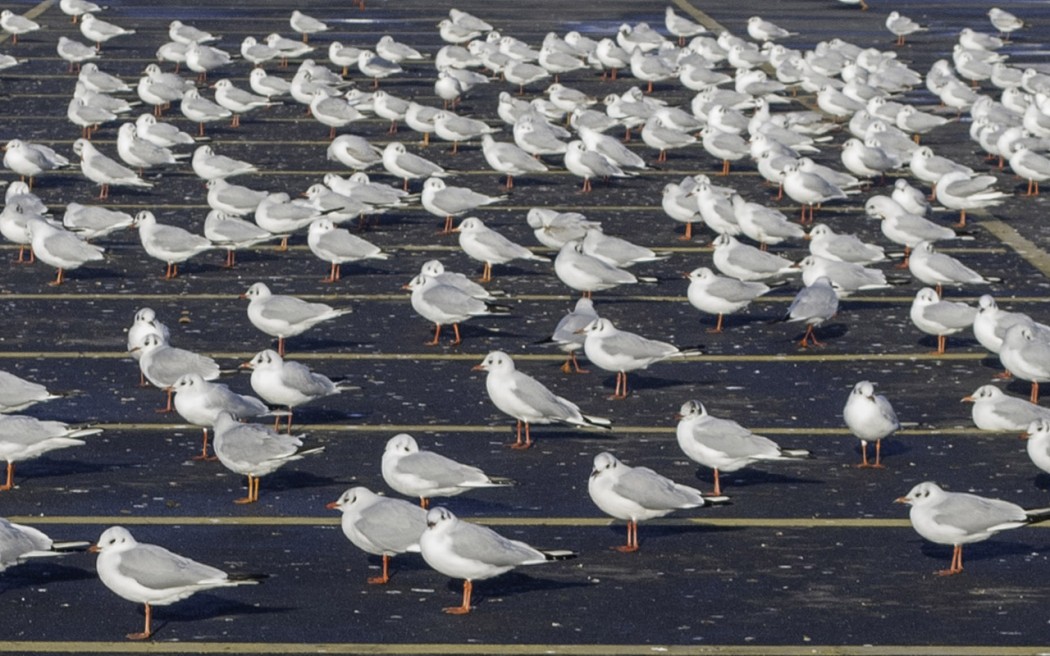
[2,0,1050,654]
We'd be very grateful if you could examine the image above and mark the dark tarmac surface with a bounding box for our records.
[2,0,1050,654]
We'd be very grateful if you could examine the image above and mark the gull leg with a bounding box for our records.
[443,579,472,614]
[234,475,256,504]
[712,469,722,496]
[480,262,492,282]
[419,497,430,510]
[49,268,65,286]
[368,554,390,585]
[191,428,216,461]
[426,324,442,346]
[678,221,693,241]
[936,545,963,576]
[872,439,885,468]
[615,520,639,552]
[857,440,870,468]
[451,323,462,345]
[1032,381,1040,404]
[155,388,175,414]
[0,462,13,490]
[277,337,286,357]
[953,210,966,228]
[126,603,153,640]
[707,314,725,334]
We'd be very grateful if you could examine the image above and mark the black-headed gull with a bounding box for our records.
[419,506,577,614]
[25,217,105,286]
[1024,420,1050,478]
[212,411,323,504]
[894,481,1050,575]
[988,7,1024,39]
[0,415,100,490]
[588,451,727,552]
[480,134,548,189]
[92,526,265,640]
[381,433,513,508]
[1000,324,1050,403]
[290,10,328,43]
[909,287,976,354]
[675,400,809,496]
[242,282,351,356]
[244,349,348,432]
[405,273,508,346]
[73,138,153,199]
[421,177,507,234]
[203,209,282,268]
[579,317,702,399]
[3,139,71,186]
[134,333,221,412]
[843,381,900,468]
[307,219,388,283]
[554,239,645,297]
[127,308,170,385]
[474,351,611,449]
[132,211,215,280]
[0,517,87,572]
[964,385,1050,432]
[453,216,548,282]
[63,202,134,240]
[327,486,427,585]
[0,370,62,414]
[907,240,991,297]
[171,373,272,461]
[0,10,39,44]
[885,11,926,46]
[685,266,770,333]
[541,297,599,374]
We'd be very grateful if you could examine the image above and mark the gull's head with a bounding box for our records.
[454,217,483,233]
[676,399,706,420]
[1024,419,1050,441]
[473,350,514,373]
[172,373,203,394]
[851,380,875,399]
[242,282,271,300]
[420,259,445,277]
[327,486,376,511]
[133,307,157,324]
[425,506,455,529]
[385,432,419,456]
[685,266,714,282]
[913,287,939,306]
[578,317,613,336]
[590,451,620,479]
[246,349,281,370]
[91,526,136,554]
[895,481,942,506]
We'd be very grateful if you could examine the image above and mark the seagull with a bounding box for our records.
[843,381,900,468]
[0,517,87,572]
[564,140,633,192]
[404,273,508,346]
[358,51,402,89]
[895,481,1050,575]
[589,451,726,552]
[1000,324,1050,403]
[421,177,507,234]
[169,20,219,45]
[909,287,976,354]
[327,486,427,585]
[419,506,577,614]
[212,79,279,128]
[171,373,272,461]
[290,10,328,43]
[664,7,707,45]
[203,210,281,268]
[0,415,100,490]
[3,139,71,187]
[25,217,105,286]
[134,333,221,413]
[376,34,425,63]
[327,134,383,170]
[212,411,324,504]
[807,224,886,265]
[936,170,1010,226]
[0,370,63,414]
[307,219,388,283]
[253,193,324,249]
[454,217,548,282]
[134,114,194,148]
[474,351,611,449]
[91,526,265,640]
[0,10,40,45]
[579,318,702,399]
[241,282,352,356]
[685,266,770,333]
[59,0,103,24]
[747,16,795,42]
[963,385,1050,432]
[783,276,839,348]
[907,240,990,297]
[1008,144,1050,196]
[795,254,891,298]
[132,211,215,280]
[885,11,926,46]
[554,239,644,297]
[539,297,599,374]
[988,7,1024,40]
[180,88,231,136]
[73,138,153,200]
[57,36,99,71]
[781,163,850,224]
[1024,420,1050,479]
[127,307,170,385]
[382,142,446,190]
[243,349,348,432]
[675,400,810,496]
[381,433,514,508]
[480,134,548,189]
[711,233,797,282]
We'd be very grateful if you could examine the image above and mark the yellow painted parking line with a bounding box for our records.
[1,515,915,528]
[89,423,989,436]
[0,350,990,362]
[981,220,1050,278]
[0,642,1044,655]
